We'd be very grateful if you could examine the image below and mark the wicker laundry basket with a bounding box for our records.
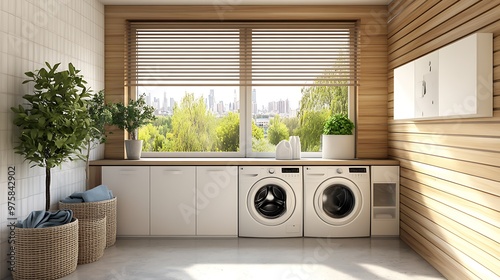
[59,197,117,247]
[78,217,106,264]
[12,218,78,280]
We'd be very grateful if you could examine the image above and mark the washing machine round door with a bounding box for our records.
[247,177,296,226]
[314,178,362,226]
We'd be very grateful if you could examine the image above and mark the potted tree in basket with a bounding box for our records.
[10,62,88,279]
[108,93,156,159]
[322,114,355,159]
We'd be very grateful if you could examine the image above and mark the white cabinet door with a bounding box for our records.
[196,166,238,236]
[150,166,196,236]
[102,166,150,236]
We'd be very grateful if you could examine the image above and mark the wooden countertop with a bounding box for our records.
[90,158,399,166]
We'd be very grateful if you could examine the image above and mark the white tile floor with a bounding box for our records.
[34,237,446,280]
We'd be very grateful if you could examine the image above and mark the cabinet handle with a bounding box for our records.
[162,170,183,175]
[206,170,225,174]
[117,169,140,174]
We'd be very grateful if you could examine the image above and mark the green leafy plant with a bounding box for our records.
[323,114,354,135]
[109,93,156,140]
[83,90,112,186]
[11,62,91,211]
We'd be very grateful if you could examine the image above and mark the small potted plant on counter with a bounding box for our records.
[321,113,355,159]
[108,93,156,159]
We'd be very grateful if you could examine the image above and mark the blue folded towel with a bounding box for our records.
[17,210,73,228]
[81,185,113,202]
[60,185,113,204]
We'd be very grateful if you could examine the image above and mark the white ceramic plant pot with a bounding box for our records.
[125,140,143,160]
[322,134,355,159]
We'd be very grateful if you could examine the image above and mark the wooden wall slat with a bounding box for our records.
[389,121,500,135]
[105,5,389,159]
[388,1,500,278]
[390,132,500,153]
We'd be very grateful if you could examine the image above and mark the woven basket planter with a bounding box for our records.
[12,219,78,280]
[78,217,106,264]
[59,197,117,247]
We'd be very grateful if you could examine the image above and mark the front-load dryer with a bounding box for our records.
[304,166,370,237]
[239,166,303,237]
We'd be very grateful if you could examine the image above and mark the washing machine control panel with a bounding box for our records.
[347,167,369,180]
[277,167,302,178]
[349,167,368,173]
[282,167,300,173]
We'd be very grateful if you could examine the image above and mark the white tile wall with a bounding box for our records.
[0,0,105,278]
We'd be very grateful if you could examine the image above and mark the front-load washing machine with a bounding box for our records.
[239,166,303,237]
[304,166,370,237]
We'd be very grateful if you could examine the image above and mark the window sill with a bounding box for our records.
[90,158,399,166]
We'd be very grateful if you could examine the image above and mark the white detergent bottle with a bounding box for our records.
[289,136,301,160]
[276,140,292,160]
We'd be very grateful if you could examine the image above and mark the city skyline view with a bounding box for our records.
[138,86,303,118]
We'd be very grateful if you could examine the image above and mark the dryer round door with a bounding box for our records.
[313,178,363,226]
[247,177,296,226]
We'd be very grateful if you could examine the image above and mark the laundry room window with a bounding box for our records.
[126,21,359,157]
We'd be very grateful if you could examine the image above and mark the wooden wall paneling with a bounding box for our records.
[401,186,500,279]
[105,13,127,159]
[398,158,500,197]
[105,5,390,159]
[494,95,500,109]
[387,0,420,30]
[390,3,500,69]
[389,0,460,46]
[400,186,499,252]
[400,223,481,280]
[390,147,500,184]
[401,219,494,280]
[389,0,477,54]
[400,168,499,216]
[401,177,499,234]
[392,140,500,167]
[400,197,500,260]
[400,210,500,279]
[88,166,102,190]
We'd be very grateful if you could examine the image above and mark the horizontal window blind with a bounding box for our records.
[127,21,359,87]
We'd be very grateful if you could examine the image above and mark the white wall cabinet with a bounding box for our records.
[196,166,238,236]
[150,166,196,236]
[102,166,150,236]
[394,33,492,120]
